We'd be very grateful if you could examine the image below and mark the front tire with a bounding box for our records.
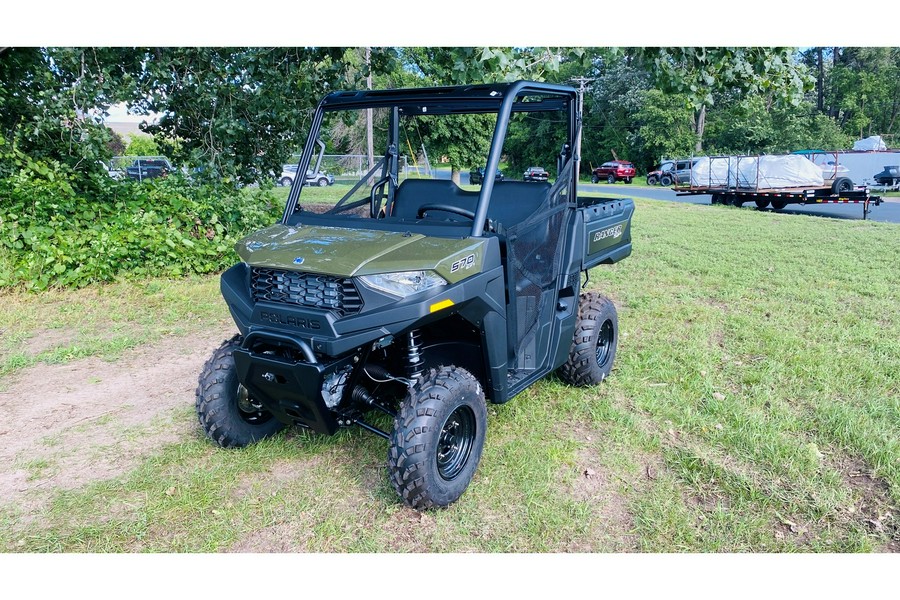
[647,175,658,185]
[558,292,619,386]
[317,177,329,187]
[388,366,487,510]
[607,174,616,184]
[196,335,286,448]
[279,177,292,187]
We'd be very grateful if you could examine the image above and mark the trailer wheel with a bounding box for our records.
[771,200,788,211]
[660,175,673,187]
[196,335,286,448]
[732,197,745,208]
[388,366,487,510]
[558,292,618,387]
[832,177,853,194]
[755,199,770,209]
[711,194,723,205]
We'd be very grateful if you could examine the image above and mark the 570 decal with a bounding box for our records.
[450,254,477,273]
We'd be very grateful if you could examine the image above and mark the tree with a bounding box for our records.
[828,48,900,139]
[633,47,813,152]
[398,47,585,183]
[125,135,160,157]
[629,89,697,167]
[0,47,143,181]
[129,48,406,184]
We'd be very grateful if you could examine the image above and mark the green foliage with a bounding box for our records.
[132,47,369,185]
[635,47,814,110]
[416,114,495,177]
[628,89,698,167]
[105,128,127,156]
[0,164,281,291]
[124,135,160,157]
[705,96,854,155]
[403,47,587,85]
[0,48,144,182]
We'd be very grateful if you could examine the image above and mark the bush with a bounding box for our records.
[0,165,282,291]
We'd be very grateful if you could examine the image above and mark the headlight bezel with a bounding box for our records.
[357,270,447,298]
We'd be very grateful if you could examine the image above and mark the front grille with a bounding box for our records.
[251,268,363,316]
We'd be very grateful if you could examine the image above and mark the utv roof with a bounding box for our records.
[319,80,577,115]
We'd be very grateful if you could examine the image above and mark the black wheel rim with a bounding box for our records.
[595,319,614,367]
[236,384,273,425]
[436,405,476,481]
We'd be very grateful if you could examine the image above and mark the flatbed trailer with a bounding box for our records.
[672,153,883,219]
[674,186,882,220]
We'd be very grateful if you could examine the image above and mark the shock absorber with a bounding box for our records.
[405,329,425,380]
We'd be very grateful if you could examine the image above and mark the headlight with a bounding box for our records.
[358,270,447,298]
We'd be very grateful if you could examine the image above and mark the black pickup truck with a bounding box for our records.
[126,158,173,181]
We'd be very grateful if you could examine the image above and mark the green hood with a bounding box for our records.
[236,224,487,283]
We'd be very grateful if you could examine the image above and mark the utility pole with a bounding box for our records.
[570,76,594,182]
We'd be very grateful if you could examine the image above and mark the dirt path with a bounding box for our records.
[0,326,237,517]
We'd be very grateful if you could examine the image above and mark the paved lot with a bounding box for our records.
[582,183,900,224]
[449,171,899,223]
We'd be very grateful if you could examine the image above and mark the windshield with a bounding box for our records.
[283,89,573,225]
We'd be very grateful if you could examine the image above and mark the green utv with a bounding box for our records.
[196,81,634,509]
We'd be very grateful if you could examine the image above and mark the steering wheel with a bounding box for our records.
[416,204,476,220]
[416,204,494,233]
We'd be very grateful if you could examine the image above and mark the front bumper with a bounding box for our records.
[232,337,355,434]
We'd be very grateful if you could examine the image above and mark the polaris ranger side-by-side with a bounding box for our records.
[196,81,635,509]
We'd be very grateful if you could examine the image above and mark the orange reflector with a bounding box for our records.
[429,299,454,313]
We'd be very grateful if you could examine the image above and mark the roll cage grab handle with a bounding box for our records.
[282,81,580,234]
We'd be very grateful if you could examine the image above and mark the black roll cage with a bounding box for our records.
[282,81,580,237]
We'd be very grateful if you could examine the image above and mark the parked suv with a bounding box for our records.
[523,166,549,182]
[647,159,695,186]
[592,160,635,184]
[469,167,504,185]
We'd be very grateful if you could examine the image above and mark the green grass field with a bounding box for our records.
[1,198,898,552]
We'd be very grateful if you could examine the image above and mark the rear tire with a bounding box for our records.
[660,175,673,187]
[196,335,286,448]
[279,177,292,187]
[388,366,487,510]
[317,177,329,187]
[591,175,599,184]
[832,177,853,194]
[558,292,619,387]
[624,177,632,184]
